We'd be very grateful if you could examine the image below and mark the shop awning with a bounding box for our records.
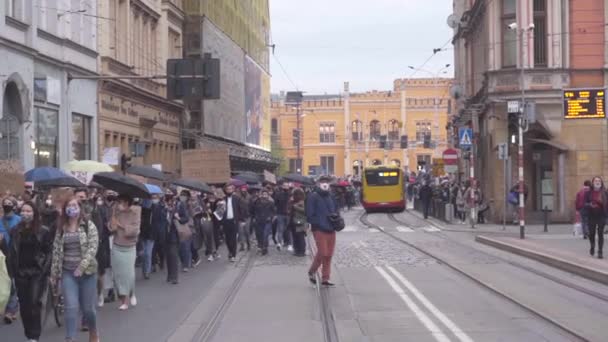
[527,138,569,152]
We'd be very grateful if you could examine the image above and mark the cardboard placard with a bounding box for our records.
[181,148,231,184]
[0,160,25,196]
[263,170,276,184]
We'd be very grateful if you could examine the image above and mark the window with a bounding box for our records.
[533,0,547,66]
[169,29,181,59]
[417,155,432,171]
[271,118,278,135]
[289,158,301,173]
[502,0,517,67]
[369,120,381,141]
[364,168,400,186]
[320,156,335,175]
[35,107,59,167]
[72,113,91,160]
[388,119,400,141]
[416,121,432,143]
[292,129,299,147]
[351,120,362,142]
[6,0,22,20]
[319,122,335,143]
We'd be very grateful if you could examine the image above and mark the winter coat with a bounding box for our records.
[306,188,337,233]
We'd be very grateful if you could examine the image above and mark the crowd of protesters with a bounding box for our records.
[0,174,349,341]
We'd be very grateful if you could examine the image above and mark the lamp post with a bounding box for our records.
[508,22,535,239]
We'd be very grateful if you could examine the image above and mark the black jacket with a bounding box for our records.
[3,223,53,278]
[252,198,276,224]
[419,185,433,203]
[274,190,290,216]
[223,195,244,222]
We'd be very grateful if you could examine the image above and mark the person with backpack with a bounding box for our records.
[50,195,100,342]
[584,177,608,259]
[575,180,591,239]
[307,176,339,287]
[290,188,307,257]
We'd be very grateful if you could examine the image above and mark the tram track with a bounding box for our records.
[360,212,591,342]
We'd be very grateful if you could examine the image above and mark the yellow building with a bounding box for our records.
[271,79,453,176]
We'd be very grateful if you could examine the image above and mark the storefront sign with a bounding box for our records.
[181,148,230,184]
[563,89,606,119]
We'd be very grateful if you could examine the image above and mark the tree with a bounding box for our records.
[271,140,288,175]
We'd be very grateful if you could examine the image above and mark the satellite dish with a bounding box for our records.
[449,85,463,100]
[446,14,460,29]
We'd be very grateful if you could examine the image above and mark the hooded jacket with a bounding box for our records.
[306,188,337,233]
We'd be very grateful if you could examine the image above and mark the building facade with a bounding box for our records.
[271,79,452,177]
[183,0,278,173]
[1,0,99,171]
[97,0,184,174]
[452,0,608,222]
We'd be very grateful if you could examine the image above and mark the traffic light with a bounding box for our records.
[120,153,132,173]
[293,129,299,146]
[423,134,431,148]
[379,135,387,149]
[400,135,408,149]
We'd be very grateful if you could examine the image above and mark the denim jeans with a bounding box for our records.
[255,222,272,250]
[142,239,155,275]
[62,272,97,340]
[4,279,19,315]
[179,239,193,268]
[238,219,251,246]
[276,215,290,246]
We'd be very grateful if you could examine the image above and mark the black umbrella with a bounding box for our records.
[283,173,315,186]
[234,171,262,185]
[92,172,151,198]
[34,176,86,189]
[173,179,213,194]
[126,165,165,181]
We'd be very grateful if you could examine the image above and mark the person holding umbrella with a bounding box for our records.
[109,194,141,310]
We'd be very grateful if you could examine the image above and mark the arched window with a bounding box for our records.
[388,119,400,141]
[372,159,382,166]
[391,159,401,167]
[369,120,381,141]
[351,120,362,142]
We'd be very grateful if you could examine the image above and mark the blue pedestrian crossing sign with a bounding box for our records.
[459,128,473,148]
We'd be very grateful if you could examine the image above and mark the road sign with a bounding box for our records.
[458,128,473,148]
[507,100,521,114]
[445,165,458,173]
[442,148,458,165]
[498,143,508,160]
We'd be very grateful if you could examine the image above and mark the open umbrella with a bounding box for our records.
[172,179,213,194]
[230,178,246,187]
[25,167,66,182]
[144,183,163,195]
[126,165,165,181]
[92,172,150,198]
[234,171,262,185]
[64,160,114,173]
[34,176,86,189]
[283,173,315,186]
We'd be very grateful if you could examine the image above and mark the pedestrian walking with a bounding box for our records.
[273,182,291,251]
[222,184,243,262]
[150,194,168,273]
[290,188,307,257]
[165,194,180,284]
[1,197,21,324]
[175,190,193,272]
[109,194,141,310]
[50,196,100,342]
[307,176,339,287]
[419,180,433,219]
[2,201,52,342]
[236,186,251,252]
[584,176,608,259]
[575,180,591,239]
[139,196,156,279]
[91,192,111,307]
[252,189,276,255]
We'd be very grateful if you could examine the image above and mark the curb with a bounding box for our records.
[476,235,608,286]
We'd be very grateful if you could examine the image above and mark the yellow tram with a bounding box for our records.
[361,165,405,212]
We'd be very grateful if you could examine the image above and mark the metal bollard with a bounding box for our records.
[543,206,551,233]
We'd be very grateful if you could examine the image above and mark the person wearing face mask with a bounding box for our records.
[584,176,608,259]
[91,194,111,307]
[222,184,244,262]
[175,190,194,272]
[149,195,167,272]
[3,201,52,342]
[109,194,141,310]
[306,176,338,287]
[418,179,433,220]
[236,185,251,252]
[50,196,100,342]
[252,190,276,255]
[1,197,21,324]
[273,181,292,252]
[165,193,181,284]
[140,194,163,279]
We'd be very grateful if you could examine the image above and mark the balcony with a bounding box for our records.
[487,69,570,96]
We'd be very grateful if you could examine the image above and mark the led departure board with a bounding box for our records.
[563,89,606,119]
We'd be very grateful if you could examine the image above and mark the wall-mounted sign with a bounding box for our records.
[563,89,605,119]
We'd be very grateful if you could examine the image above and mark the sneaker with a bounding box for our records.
[599,251,604,259]
[308,272,317,285]
[591,247,595,256]
[229,257,236,262]
[98,294,105,307]
[287,245,294,252]
[214,253,221,259]
[183,268,189,273]
[143,273,150,280]
[207,255,214,262]
[239,244,245,252]
[277,243,282,251]
[194,259,202,267]
[321,281,335,287]
[130,295,137,307]
[119,304,128,311]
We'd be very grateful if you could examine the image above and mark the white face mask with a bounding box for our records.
[594,182,602,190]
[152,199,160,204]
[96,199,104,206]
[180,196,188,202]
[45,199,52,206]
[319,183,330,191]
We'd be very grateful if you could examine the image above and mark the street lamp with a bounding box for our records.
[508,22,534,239]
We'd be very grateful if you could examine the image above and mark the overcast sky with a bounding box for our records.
[269,0,455,95]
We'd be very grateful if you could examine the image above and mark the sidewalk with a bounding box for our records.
[476,234,608,285]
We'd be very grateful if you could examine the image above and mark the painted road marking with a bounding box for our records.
[342,225,359,232]
[376,266,451,342]
[424,227,441,232]
[387,266,474,342]
[396,226,415,233]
